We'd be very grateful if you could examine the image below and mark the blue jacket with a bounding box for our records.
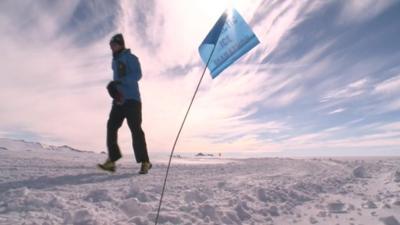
[112,49,142,102]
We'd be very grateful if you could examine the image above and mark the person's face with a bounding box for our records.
[110,42,123,53]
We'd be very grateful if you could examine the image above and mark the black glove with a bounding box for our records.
[107,81,121,99]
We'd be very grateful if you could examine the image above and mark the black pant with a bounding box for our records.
[107,99,149,163]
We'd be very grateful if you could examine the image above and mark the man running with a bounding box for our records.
[98,33,151,174]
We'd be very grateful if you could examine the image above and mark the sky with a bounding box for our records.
[0,0,399,157]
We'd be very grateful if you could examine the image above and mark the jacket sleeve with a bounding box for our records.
[127,54,142,81]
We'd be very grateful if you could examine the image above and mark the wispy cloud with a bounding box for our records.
[321,78,369,103]
[337,0,397,24]
[328,108,346,115]
[374,75,400,94]
[0,0,399,156]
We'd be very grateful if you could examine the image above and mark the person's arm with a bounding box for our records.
[127,54,142,81]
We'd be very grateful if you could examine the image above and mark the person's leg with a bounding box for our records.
[107,104,125,162]
[125,100,150,163]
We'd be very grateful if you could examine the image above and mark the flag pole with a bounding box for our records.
[154,45,217,225]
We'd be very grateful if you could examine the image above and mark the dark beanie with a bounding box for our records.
[110,33,125,47]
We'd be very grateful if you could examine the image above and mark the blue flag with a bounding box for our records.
[199,9,260,78]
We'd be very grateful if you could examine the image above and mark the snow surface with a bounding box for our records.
[0,138,399,225]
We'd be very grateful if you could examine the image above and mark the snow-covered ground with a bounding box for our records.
[0,138,399,225]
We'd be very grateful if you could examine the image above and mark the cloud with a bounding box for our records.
[1,0,400,157]
[378,122,400,131]
[264,88,303,108]
[321,78,369,103]
[374,75,400,95]
[337,0,396,24]
[276,124,400,154]
[328,108,346,115]
[382,99,400,113]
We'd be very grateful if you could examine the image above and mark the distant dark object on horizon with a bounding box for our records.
[196,153,214,157]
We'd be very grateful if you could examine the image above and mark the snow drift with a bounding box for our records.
[0,138,399,224]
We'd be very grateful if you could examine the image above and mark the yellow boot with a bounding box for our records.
[139,162,152,174]
[97,159,116,173]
